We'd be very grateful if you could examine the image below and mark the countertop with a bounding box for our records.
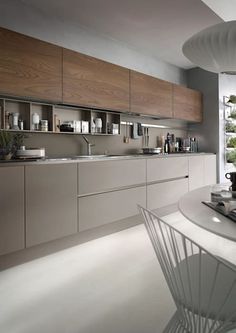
[0,152,215,167]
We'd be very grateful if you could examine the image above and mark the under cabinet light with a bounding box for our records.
[120,121,169,129]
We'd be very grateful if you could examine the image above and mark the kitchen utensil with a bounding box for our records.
[142,147,162,154]
[16,147,45,159]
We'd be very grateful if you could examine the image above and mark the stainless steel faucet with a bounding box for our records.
[82,135,95,155]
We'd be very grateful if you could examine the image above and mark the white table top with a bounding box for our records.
[178,185,236,242]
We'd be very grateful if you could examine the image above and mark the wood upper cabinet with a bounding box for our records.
[63,49,129,111]
[130,70,172,117]
[0,27,62,101]
[173,84,203,122]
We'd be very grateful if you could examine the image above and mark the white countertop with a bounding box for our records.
[0,152,215,166]
[179,185,236,242]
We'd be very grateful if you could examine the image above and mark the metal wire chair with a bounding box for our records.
[139,205,236,333]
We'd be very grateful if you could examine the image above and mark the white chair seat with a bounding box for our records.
[174,253,236,322]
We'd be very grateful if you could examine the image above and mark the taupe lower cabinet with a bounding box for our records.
[0,166,24,256]
[79,186,146,232]
[0,154,217,256]
[188,155,217,191]
[25,164,77,247]
[78,159,146,195]
[78,159,146,231]
[147,178,189,210]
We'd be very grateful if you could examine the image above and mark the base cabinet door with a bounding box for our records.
[25,164,77,247]
[0,166,24,256]
[204,155,216,185]
[147,178,189,210]
[78,186,146,232]
[188,156,205,191]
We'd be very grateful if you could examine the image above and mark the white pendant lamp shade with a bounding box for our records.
[183,21,236,74]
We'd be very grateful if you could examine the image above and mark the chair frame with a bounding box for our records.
[139,205,236,333]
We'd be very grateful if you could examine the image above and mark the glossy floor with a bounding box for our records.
[0,211,235,333]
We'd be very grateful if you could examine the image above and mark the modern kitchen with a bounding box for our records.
[0,1,236,333]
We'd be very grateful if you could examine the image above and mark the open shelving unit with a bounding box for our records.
[0,96,121,136]
[223,96,236,169]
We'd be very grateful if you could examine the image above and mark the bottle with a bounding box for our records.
[95,118,102,133]
[164,139,170,154]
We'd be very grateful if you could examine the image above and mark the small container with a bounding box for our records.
[73,120,81,133]
[32,113,40,130]
[111,123,119,135]
[12,113,19,130]
[81,121,89,133]
[211,184,232,202]
[19,119,24,130]
[40,119,48,132]
[95,118,102,133]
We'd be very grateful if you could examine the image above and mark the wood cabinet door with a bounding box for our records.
[63,49,129,111]
[25,164,77,247]
[173,84,202,122]
[0,27,62,102]
[0,166,24,256]
[130,70,172,117]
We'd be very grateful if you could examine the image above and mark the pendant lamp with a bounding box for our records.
[183,21,236,74]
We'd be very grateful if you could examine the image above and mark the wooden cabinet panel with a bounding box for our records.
[147,178,188,210]
[204,155,216,185]
[0,27,62,101]
[25,164,77,247]
[63,49,129,111]
[173,84,202,122]
[147,157,188,183]
[130,70,172,117]
[78,186,146,231]
[0,166,24,255]
[78,159,146,195]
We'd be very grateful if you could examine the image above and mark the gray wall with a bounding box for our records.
[186,68,219,180]
[24,117,188,157]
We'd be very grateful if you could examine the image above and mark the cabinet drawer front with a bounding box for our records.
[78,186,146,231]
[25,164,77,247]
[147,157,188,183]
[78,159,146,195]
[0,166,24,256]
[147,178,188,210]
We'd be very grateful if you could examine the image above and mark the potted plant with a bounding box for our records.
[0,131,26,160]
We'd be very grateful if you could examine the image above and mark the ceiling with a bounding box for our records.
[20,0,223,69]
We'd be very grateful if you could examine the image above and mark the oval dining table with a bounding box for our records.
[178,185,236,242]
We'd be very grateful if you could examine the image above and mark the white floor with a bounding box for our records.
[0,211,236,333]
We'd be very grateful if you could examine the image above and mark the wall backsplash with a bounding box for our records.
[23,117,188,157]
